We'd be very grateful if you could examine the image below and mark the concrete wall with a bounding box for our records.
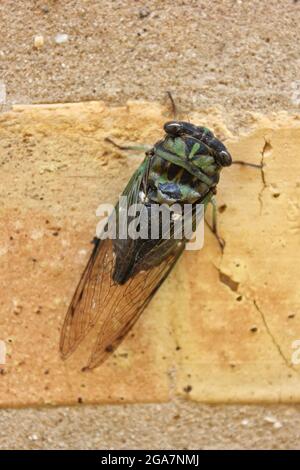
[1,0,300,450]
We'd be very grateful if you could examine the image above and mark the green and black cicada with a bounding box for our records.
[60,121,232,369]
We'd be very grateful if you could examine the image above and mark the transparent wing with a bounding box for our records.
[60,237,184,368]
[60,155,186,367]
[60,159,148,360]
[87,241,184,368]
[60,238,114,359]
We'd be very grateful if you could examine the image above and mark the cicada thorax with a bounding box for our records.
[146,134,221,205]
[112,130,230,284]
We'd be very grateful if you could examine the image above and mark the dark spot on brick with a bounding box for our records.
[183,385,192,393]
[236,295,243,302]
[218,204,227,213]
[105,344,114,353]
[288,314,296,319]
[250,326,258,333]
[219,271,239,292]
[78,397,83,404]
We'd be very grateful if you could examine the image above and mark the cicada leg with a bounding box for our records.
[105,137,151,153]
[232,160,262,169]
[166,91,178,120]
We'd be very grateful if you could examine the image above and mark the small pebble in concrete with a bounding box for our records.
[241,418,250,426]
[34,35,44,49]
[264,415,283,429]
[55,34,69,45]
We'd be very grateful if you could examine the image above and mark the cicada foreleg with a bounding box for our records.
[105,137,151,153]
[232,160,262,169]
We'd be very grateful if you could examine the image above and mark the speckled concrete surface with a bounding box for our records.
[1,0,300,127]
[1,402,300,450]
[1,0,300,450]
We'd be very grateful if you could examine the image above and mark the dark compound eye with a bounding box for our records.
[164,121,183,136]
[217,150,232,167]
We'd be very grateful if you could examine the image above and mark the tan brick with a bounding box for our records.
[175,117,300,402]
[0,102,299,406]
[0,102,174,406]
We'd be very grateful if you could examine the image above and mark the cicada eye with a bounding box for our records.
[164,121,183,137]
[218,150,232,167]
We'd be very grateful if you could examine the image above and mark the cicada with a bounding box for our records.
[60,121,232,369]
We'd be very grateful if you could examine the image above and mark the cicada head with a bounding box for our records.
[163,121,232,168]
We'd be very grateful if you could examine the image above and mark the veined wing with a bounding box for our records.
[89,238,184,369]
[60,158,149,360]
[60,235,185,368]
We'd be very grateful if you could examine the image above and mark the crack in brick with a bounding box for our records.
[216,241,296,374]
[253,299,295,372]
[258,138,271,213]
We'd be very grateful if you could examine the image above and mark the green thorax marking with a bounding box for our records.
[154,135,220,187]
